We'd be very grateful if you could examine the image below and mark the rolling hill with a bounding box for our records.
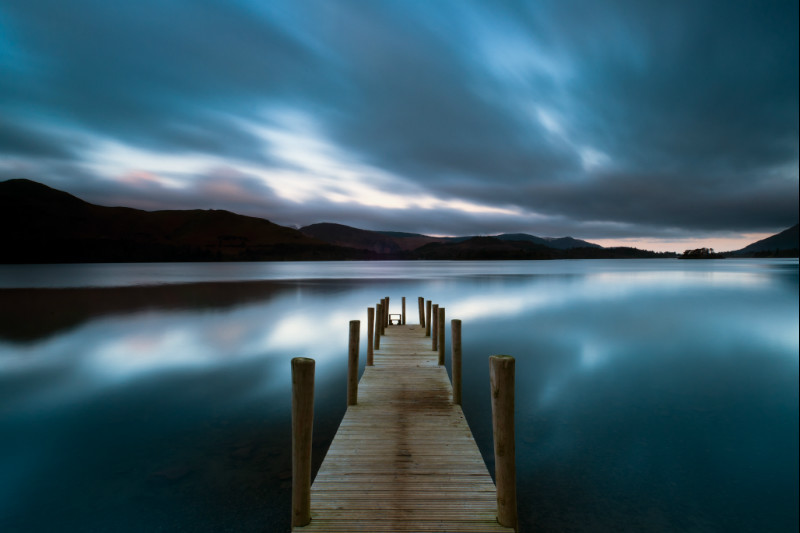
[303,224,602,253]
[495,233,601,249]
[413,236,668,260]
[1,179,365,263]
[300,223,409,254]
[729,224,798,257]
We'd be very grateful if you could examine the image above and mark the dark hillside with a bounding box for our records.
[1,179,362,263]
[496,233,601,249]
[413,236,555,260]
[301,222,419,253]
[729,224,798,257]
[412,237,672,260]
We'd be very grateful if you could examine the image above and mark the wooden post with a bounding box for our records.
[431,304,439,351]
[402,296,406,325]
[451,319,462,405]
[291,357,315,528]
[418,296,425,327]
[374,303,382,350]
[380,299,386,335]
[437,307,446,365]
[425,300,432,337]
[347,320,360,406]
[367,308,374,366]
[385,296,390,327]
[490,355,517,530]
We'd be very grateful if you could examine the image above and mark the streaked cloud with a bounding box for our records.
[0,0,796,251]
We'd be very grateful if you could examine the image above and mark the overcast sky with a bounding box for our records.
[1,0,797,251]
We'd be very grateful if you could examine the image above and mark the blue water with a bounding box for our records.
[0,259,797,532]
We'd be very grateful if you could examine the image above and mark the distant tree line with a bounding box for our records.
[679,248,725,259]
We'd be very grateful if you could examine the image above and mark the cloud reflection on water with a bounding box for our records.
[2,262,795,415]
[0,260,797,532]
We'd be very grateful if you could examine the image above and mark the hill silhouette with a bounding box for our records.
[494,233,601,250]
[304,224,602,253]
[1,179,365,263]
[413,236,669,260]
[6,179,791,263]
[300,223,432,254]
[729,224,798,257]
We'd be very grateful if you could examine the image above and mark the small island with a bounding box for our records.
[679,247,725,259]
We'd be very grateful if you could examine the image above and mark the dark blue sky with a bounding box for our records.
[1,0,797,250]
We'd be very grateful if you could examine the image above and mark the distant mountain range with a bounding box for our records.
[299,223,601,254]
[1,179,795,263]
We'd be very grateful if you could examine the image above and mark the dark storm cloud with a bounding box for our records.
[521,171,799,233]
[0,0,327,162]
[294,1,581,184]
[0,115,82,159]
[0,0,797,241]
[478,3,793,217]
[555,0,799,173]
[274,0,798,235]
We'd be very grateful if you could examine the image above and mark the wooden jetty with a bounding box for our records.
[291,298,517,532]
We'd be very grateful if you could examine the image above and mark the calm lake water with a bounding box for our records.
[0,259,797,532]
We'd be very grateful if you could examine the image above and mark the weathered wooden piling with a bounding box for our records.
[347,321,360,406]
[431,304,439,351]
[452,319,462,405]
[367,308,374,366]
[425,300,432,337]
[418,296,425,327]
[374,303,382,350]
[291,357,315,528]
[490,355,518,530]
[384,300,389,330]
[437,307,446,365]
[402,296,406,325]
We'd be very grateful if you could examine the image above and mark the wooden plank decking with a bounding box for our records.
[293,322,514,532]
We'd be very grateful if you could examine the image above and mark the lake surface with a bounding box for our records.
[0,259,797,532]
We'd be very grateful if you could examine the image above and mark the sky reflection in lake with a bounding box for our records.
[0,260,797,532]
